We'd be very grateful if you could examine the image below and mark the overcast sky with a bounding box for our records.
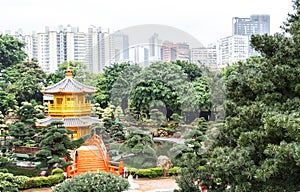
[0,0,294,45]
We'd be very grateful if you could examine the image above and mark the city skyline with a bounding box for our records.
[4,13,272,73]
[0,0,293,46]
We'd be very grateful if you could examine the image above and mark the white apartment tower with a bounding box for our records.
[74,32,87,64]
[191,44,218,70]
[88,30,113,70]
[36,26,89,73]
[218,35,249,66]
[37,31,58,73]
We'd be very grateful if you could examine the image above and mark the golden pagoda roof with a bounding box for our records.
[42,70,96,94]
[37,116,101,127]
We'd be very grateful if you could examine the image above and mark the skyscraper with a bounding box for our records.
[232,15,270,36]
[232,15,270,57]
[36,25,89,73]
[149,33,162,60]
[37,30,58,73]
[111,31,129,63]
[87,26,115,73]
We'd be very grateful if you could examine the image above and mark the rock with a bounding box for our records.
[157,155,173,177]
[173,132,181,138]
[152,131,159,137]
[40,170,47,176]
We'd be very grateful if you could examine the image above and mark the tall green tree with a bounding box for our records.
[179,1,300,190]
[94,62,136,108]
[3,59,46,104]
[0,34,26,71]
[129,62,209,122]
[171,60,203,82]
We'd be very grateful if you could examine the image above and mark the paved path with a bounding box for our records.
[128,178,179,192]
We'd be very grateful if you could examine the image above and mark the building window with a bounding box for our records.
[56,98,63,104]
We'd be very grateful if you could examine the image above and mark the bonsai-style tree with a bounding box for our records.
[35,121,85,175]
[8,122,36,147]
[120,127,156,168]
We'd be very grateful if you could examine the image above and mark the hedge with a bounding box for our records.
[19,173,64,189]
[0,170,65,191]
[128,166,180,178]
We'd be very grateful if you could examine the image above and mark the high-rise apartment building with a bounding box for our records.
[87,27,101,73]
[232,15,270,36]
[87,26,115,73]
[232,15,270,57]
[176,43,190,61]
[37,26,86,73]
[161,41,190,62]
[131,45,149,67]
[74,32,87,65]
[111,31,129,63]
[37,31,58,73]
[191,44,218,70]
[218,35,249,66]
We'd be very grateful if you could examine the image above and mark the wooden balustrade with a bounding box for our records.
[66,133,124,178]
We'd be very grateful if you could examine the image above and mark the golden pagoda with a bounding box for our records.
[37,68,100,139]
[37,68,124,177]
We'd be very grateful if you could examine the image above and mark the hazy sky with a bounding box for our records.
[0,0,294,45]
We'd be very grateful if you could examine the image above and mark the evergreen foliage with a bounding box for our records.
[120,127,156,168]
[176,1,300,191]
[35,121,85,175]
[52,172,129,192]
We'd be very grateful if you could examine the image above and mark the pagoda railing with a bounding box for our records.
[48,103,91,116]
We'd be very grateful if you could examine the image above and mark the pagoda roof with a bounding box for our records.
[36,116,101,127]
[42,78,96,94]
[42,68,96,94]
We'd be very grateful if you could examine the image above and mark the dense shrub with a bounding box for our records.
[20,174,64,189]
[0,168,8,173]
[128,167,179,178]
[168,166,180,176]
[0,172,28,192]
[51,168,64,175]
[0,156,11,166]
[52,172,129,192]
[0,170,64,191]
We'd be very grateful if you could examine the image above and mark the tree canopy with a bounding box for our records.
[2,59,46,105]
[94,62,134,108]
[0,34,26,71]
[45,61,98,86]
[178,1,300,191]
